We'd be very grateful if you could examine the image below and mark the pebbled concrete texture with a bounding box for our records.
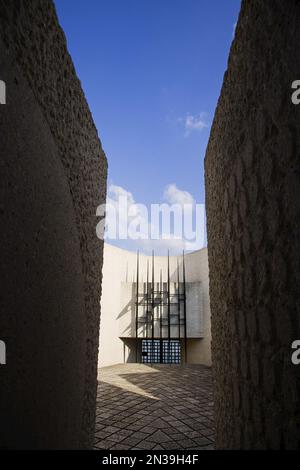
[0,1,107,448]
[205,0,300,449]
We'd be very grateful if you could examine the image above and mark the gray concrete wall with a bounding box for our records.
[205,0,300,449]
[99,244,211,367]
[0,1,107,449]
[119,281,203,339]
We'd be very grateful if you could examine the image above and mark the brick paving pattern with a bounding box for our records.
[94,364,215,450]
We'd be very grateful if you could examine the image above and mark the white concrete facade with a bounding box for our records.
[98,243,211,367]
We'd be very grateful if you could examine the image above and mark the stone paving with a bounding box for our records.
[94,364,215,450]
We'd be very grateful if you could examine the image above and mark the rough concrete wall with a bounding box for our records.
[0,1,107,448]
[205,0,300,449]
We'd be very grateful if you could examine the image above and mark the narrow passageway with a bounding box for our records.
[94,364,214,450]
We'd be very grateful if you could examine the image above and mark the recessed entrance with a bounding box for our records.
[141,339,181,364]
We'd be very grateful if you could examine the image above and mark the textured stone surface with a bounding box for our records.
[0,1,107,448]
[205,0,300,449]
[94,364,214,450]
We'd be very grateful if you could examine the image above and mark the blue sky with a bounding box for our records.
[55,0,241,253]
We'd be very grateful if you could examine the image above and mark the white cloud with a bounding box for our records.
[133,237,188,256]
[180,113,208,136]
[106,184,148,239]
[164,184,195,206]
[102,183,206,255]
[108,184,135,206]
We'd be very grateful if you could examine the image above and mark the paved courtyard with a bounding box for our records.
[94,364,215,450]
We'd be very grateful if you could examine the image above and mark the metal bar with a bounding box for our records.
[167,250,170,364]
[177,257,181,340]
[183,250,187,364]
[135,251,139,363]
[159,269,163,363]
[160,269,162,341]
[146,260,149,340]
[151,250,155,365]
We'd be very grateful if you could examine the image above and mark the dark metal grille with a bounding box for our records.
[163,340,181,364]
[142,339,181,364]
[142,339,160,363]
[135,250,188,363]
